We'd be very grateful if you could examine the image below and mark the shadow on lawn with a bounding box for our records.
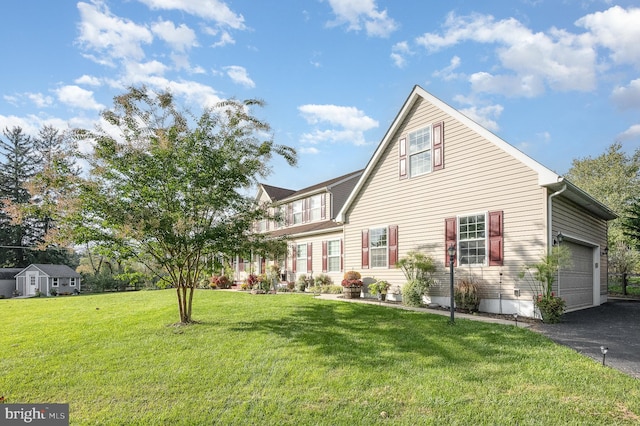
[229,298,544,373]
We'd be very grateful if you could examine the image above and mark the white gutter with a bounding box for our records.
[548,181,567,251]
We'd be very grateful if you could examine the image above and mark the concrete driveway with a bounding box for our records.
[533,298,640,379]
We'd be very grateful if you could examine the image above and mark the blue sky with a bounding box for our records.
[1,0,639,190]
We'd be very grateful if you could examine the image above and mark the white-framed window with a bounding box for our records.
[459,213,487,266]
[70,278,77,287]
[292,200,303,224]
[327,240,341,272]
[408,127,431,177]
[309,195,322,222]
[296,243,307,273]
[52,277,59,287]
[274,206,284,229]
[370,227,388,268]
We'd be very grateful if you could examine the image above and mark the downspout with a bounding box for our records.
[548,182,567,298]
[547,182,567,251]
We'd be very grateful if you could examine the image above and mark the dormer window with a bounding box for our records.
[293,200,303,224]
[309,195,322,222]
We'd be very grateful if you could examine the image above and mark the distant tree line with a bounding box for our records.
[0,125,80,267]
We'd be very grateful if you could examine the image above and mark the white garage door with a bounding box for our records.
[558,241,594,310]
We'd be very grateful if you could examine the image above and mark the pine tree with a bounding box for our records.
[0,126,39,266]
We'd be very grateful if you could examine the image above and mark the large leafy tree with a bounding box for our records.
[71,86,296,323]
[565,143,640,245]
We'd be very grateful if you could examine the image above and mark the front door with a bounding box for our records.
[26,272,38,296]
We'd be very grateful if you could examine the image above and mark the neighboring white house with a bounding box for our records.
[14,264,81,297]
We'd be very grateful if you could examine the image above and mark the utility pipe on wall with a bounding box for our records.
[547,182,567,251]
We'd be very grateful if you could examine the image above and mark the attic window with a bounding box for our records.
[292,200,303,224]
[309,195,322,221]
[408,127,431,177]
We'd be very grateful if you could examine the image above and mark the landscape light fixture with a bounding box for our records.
[600,346,608,366]
[513,313,518,327]
[448,244,456,324]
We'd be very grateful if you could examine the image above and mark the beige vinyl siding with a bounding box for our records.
[552,196,608,300]
[344,97,547,301]
[290,231,344,285]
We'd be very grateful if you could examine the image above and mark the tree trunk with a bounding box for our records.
[176,286,192,323]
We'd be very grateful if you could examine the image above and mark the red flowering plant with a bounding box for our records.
[341,271,363,288]
[245,274,260,289]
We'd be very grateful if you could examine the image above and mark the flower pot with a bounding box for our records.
[343,286,361,299]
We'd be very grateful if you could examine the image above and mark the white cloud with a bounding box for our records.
[224,65,255,88]
[75,75,102,86]
[432,56,462,81]
[205,28,236,48]
[469,72,545,98]
[576,6,640,67]
[298,104,379,146]
[55,85,104,111]
[618,124,640,142]
[300,146,320,154]
[611,79,640,110]
[326,0,398,38]
[27,93,54,108]
[416,12,597,96]
[458,103,504,132]
[137,0,246,29]
[0,114,72,137]
[76,2,153,62]
[151,19,198,52]
[121,60,169,85]
[390,41,412,68]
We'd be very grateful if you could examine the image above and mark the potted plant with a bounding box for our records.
[368,280,391,301]
[210,275,231,289]
[519,246,571,323]
[341,271,363,299]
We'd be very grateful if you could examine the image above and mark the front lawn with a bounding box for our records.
[1,290,639,424]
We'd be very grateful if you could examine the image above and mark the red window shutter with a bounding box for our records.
[432,121,444,171]
[361,230,369,269]
[388,225,398,267]
[399,137,407,179]
[321,193,327,220]
[488,210,504,266]
[291,245,297,273]
[322,241,328,273]
[340,239,344,272]
[307,242,313,272]
[445,217,457,267]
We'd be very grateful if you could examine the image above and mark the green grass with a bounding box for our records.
[2,290,639,425]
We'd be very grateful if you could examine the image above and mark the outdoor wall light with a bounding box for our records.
[557,232,564,244]
[448,244,456,324]
[600,346,608,366]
